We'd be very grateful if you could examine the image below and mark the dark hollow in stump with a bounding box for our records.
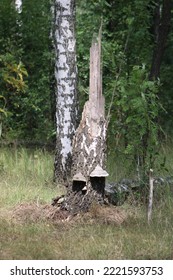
[61,31,109,214]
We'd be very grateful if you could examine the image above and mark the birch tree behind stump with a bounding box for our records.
[54,0,78,184]
[61,32,109,214]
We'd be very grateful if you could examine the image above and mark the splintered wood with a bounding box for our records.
[60,30,109,214]
[71,31,107,180]
[89,33,105,136]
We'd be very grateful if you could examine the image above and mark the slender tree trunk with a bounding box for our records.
[141,0,171,173]
[149,0,171,80]
[147,169,154,224]
[14,0,22,52]
[54,0,78,184]
[15,0,22,13]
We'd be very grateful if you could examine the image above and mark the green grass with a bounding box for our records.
[0,147,173,260]
[107,138,173,182]
[0,148,60,208]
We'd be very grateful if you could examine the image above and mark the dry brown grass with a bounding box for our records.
[4,201,127,226]
[1,199,173,260]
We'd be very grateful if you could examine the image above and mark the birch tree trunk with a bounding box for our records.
[14,0,22,44]
[15,0,22,13]
[54,0,78,184]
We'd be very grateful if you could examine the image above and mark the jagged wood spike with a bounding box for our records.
[61,27,108,213]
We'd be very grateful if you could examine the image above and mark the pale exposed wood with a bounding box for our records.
[61,29,108,213]
[148,169,154,224]
[89,31,105,137]
[71,29,107,180]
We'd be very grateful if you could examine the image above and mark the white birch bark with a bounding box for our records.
[15,0,22,13]
[14,0,22,31]
[54,0,78,183]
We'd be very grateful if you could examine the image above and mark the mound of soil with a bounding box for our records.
[9,202,127,225]
[9,202,68,223]
[87,204,127,225]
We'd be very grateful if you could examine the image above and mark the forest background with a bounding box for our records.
[1,0,173,202]
[0,0,172,149]
[0,0,173,260]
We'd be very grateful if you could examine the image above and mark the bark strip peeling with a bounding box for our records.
[54,0,78,183]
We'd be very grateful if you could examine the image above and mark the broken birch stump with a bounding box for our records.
[60,31,109,214]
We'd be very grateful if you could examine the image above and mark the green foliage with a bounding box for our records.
[0,53,28,138]
[0,0,172,159]
[0,0,19,125]
[108,65,162,179]
[0,54,27,93]
[76,0,153,106]
[0,0,18,49]
[15,0,54,141]
[77,0,173,180]
[0,0,54,141]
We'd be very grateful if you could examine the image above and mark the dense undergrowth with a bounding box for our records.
[0,147,173,260]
